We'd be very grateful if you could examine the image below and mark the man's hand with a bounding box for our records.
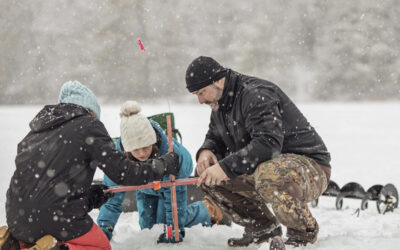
[197,163,228,186]
[196,150,218,176]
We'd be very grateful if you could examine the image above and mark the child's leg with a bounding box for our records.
[184,200,212,227]
[156,198,166,224]
[136,193,159,230]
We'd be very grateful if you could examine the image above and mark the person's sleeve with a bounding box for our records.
[219,87,284,178]
[195,115,227,161]
[96,174,126,240]
[84,119,167,185]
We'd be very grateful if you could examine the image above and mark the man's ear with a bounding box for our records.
[215,77,226,89]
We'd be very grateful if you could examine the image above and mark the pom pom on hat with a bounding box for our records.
[120,100,141,117]
[120,101,156,152]
[58,80,101,119]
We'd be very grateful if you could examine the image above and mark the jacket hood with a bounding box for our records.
[29,103,90,132]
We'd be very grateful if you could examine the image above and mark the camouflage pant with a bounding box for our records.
[201,154,329,232]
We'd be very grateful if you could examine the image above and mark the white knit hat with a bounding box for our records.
[120,101,156,152]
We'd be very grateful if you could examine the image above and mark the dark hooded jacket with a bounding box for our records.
[197,70,331,179]
[6,103,169,243]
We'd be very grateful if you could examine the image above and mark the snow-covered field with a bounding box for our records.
[1,102,400,250]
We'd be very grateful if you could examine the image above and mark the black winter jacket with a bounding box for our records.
[6,103,168,243]
[197,70,331,179]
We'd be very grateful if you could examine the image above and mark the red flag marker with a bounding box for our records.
[138,38,145,51]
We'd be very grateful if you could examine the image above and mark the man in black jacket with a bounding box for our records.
[3,81,179,250]
[186,56,331,247]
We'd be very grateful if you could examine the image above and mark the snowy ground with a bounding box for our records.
[1,102,400,250]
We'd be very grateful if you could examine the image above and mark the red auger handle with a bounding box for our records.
[166,115,180,242]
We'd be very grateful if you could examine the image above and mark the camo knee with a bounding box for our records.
[254,154,327,203]
[254,156,300,202]
[253,154,323,230]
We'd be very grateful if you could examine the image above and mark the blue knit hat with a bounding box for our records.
[58,80,101,119]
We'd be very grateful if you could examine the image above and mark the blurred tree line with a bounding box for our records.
[0,0,399,104]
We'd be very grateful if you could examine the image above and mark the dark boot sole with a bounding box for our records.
[270,236,286,250]
[227,227,283,247]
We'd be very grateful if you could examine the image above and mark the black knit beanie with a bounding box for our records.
[185,56,227,92]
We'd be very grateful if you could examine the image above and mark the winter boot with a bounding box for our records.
[227,223,282,247]
[23,235,59,250]
[0,226,20,250]
[202,196,232,226]
[285,222,319,247]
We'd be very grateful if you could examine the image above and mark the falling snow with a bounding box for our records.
[0,103,399,250]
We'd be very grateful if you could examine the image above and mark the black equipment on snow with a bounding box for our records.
[310,180,398,214]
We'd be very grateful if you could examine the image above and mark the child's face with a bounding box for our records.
[131,145,153,162]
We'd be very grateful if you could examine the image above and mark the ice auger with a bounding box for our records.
[311,180,398,214]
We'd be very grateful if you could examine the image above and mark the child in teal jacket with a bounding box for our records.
[97,101,211,242]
